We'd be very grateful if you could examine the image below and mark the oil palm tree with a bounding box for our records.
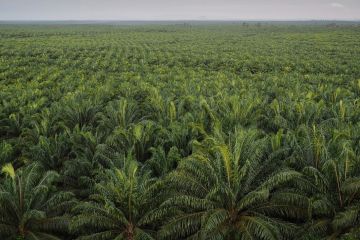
[105,120,160,162]
[298,136,360,239]
[72,158,164,240]
[159,128,305,240]
[0,163,75,240]
[144,146,181,177]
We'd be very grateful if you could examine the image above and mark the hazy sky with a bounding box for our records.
[0,0,359,20]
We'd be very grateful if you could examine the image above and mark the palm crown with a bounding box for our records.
[0,163,74,240]
[72,158,164,240]
[159,128,304,240]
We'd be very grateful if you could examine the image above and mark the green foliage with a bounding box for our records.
[1,23,360,239]
[0,163,75,239]
[158,129,303,239]
[72,159,163,240]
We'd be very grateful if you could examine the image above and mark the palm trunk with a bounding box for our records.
[126,223,134,240]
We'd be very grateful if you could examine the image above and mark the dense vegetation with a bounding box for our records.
[1,23,360,239]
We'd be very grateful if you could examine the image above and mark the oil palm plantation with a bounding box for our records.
[0,163,75,240]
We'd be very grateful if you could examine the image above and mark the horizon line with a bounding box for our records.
[1,18,360,22]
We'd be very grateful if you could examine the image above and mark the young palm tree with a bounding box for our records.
[72,158,164,240]
[159,128,305,240]
[0,163,75,240]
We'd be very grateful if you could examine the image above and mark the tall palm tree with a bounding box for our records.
[159,128,305,240]
[298,134,360,239]
[72,158,164,240]
[0,163,75,240]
